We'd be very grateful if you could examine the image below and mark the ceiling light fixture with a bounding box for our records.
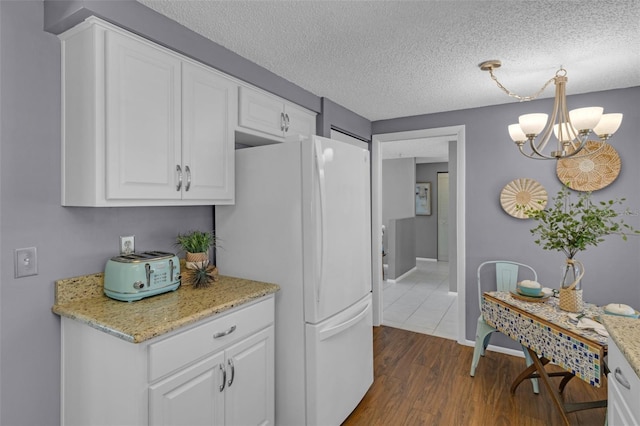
[479,60,623,160]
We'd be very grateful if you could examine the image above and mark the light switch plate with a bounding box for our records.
[15,247,38,278]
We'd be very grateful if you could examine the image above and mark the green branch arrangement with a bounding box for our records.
[519,185,638,259]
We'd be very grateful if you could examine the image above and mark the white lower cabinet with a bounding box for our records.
[607,337,640,425]
[149,328,274,426]
[60,297,274,426]
[150,353,225,426]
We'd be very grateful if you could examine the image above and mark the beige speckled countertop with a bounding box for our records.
[52,273,279,343]
[601,315,640,379]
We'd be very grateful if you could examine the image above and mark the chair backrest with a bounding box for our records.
[477,260,538,310]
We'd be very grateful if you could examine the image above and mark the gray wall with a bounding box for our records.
[381,157,415,277]
[387,217,416,280]
[382,157,415,227]
[415,162,448,259]
[374,86,640,347]
[0,3,214,425]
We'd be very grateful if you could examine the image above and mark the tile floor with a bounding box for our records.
[382,260,458,340]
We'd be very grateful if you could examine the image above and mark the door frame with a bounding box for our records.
[371,125,466,344]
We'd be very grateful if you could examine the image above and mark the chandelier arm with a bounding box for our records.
[527,77,562,158]
[488,68,556,102]
[518,144,556,160]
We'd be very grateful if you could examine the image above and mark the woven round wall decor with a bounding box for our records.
[556,140,621,192]
[500,178,548,219]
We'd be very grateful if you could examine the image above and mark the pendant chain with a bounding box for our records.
[488,68,557,102]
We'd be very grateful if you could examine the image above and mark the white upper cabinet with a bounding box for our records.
[60,17,235,206]
[182,62,236,201]
[238,86,316,144]
[105,30,182,201]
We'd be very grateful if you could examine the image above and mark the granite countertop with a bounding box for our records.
[601,315,640,379]
[52,272,279,343]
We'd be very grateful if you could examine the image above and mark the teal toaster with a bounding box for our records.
[104,251,181,302]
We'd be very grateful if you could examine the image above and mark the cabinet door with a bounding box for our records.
[225,327,274,426]
[609,378,638,425]
[238,87,285,138]
[105,31,182,200]
[182,62,236,202]
[149,352,225,426]
[284,105,316,141]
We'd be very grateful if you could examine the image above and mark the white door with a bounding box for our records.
[224,327,274,426]
[302,136,372,324]
[149,352,225,426]
[284,104,316,140]
[238,87,285,138]
[105,31,182,200]
[305,293,373,426]
[182,62,236,202]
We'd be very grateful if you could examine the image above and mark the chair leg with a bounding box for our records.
[470,318,496,376]
[522,344,540,394]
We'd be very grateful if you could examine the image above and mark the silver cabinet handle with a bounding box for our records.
[185,165,191,192]
[213,325,236,339]
[227,359,235,387]
[615,367,631,390]
[219,364,226,392]
[284,113,290,132]
[176,165,183,191]
[280,112,285,131]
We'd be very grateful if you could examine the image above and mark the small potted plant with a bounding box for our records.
[175,230,217,270]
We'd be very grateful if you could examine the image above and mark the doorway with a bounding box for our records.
[371,126,466,344]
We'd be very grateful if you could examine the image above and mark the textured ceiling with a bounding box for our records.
[138,0,640,122]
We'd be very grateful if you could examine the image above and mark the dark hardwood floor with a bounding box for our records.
[342,326,607,426]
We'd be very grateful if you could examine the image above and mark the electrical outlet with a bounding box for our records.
[120,235,135,254]
[15,247,38,278]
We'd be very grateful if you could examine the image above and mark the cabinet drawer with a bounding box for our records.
[148,297,274,381]
[608,337,640,422]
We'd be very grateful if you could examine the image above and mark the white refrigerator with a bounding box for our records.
[217,135,373,425]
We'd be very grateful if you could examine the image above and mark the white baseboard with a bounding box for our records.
[386,266,417,283]
[417,257,437,263]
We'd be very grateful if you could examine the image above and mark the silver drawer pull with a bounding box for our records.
[615,367,631,390]
[213,325,236,339]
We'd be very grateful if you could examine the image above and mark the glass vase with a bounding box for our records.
[559,258,584,312]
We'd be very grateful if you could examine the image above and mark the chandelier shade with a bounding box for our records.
[479,60,623,160]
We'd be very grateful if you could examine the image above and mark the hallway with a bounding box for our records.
[382,260,457,339]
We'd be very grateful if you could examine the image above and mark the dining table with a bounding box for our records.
[482,291,608,426]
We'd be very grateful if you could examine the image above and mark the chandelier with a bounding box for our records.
[479,60,623,160]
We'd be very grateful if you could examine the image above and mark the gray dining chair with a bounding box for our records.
[470,260,540,394]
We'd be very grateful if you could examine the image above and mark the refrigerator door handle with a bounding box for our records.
[314,139,328,304]
[318,301,370,342]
